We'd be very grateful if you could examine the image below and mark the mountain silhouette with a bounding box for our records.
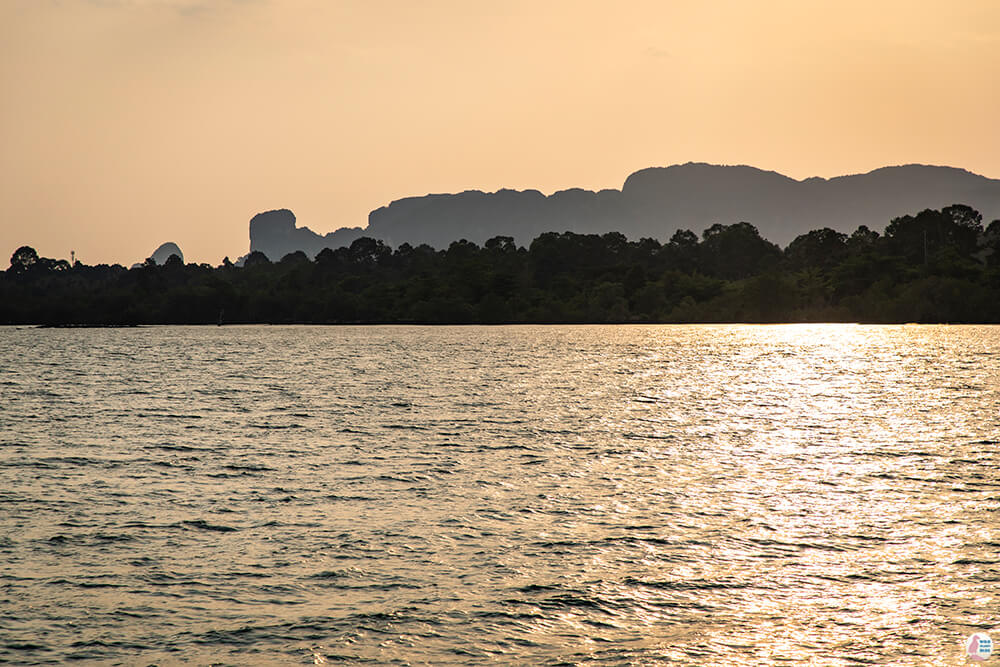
[248,163,1000,259]
[150,242,183,265]
[248,209,364,261]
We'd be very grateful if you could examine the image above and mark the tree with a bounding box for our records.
[669,229,698,248]
[8,246,39,274]
[785,228,847,270]
[984,219,1000,267]
[942,204,984,255]
[886,205,984,263]
[348,237,391,265]
[243,251,271,268]
[847,225,880,253]
[943,204,983,233]
[663,229,699,273]
[279,250,309,265]
[700,222,781,279]
[623,264,646,296]
[484,236,517,253]
[7,246,68,277]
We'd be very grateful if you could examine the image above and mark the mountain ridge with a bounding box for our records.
[248,163,1000,260]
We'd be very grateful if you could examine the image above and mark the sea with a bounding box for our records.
[2,324,998,665]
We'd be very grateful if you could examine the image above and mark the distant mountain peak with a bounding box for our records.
[150,242,183,265]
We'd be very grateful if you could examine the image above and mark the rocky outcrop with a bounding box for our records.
[248,209,363,261]
[150,242,183,265]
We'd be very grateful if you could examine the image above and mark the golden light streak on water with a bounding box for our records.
[1,324,998,664]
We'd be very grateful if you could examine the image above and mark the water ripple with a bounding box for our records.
[1,324,999,665]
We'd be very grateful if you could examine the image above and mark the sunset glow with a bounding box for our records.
[2,1,999,264]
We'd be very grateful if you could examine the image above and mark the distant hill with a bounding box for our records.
[150,242,183,265]
[130,241,184,268]
[249,163,1000,259]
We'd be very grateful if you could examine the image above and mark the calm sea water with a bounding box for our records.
[2,324,999,665]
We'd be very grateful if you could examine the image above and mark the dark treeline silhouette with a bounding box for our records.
[4,204,1000,325]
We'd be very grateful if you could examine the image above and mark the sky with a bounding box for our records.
[2,0,999,266]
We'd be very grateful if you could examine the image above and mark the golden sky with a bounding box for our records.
[2,0,998,265]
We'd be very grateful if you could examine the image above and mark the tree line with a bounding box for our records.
[3,204,1000,325]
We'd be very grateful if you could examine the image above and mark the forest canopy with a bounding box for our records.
[3,205,1000,325]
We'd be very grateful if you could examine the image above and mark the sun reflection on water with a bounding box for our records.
[507,324,1000,664]
[2,324,999,664]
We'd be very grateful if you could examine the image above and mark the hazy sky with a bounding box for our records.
[2,0,999,265]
